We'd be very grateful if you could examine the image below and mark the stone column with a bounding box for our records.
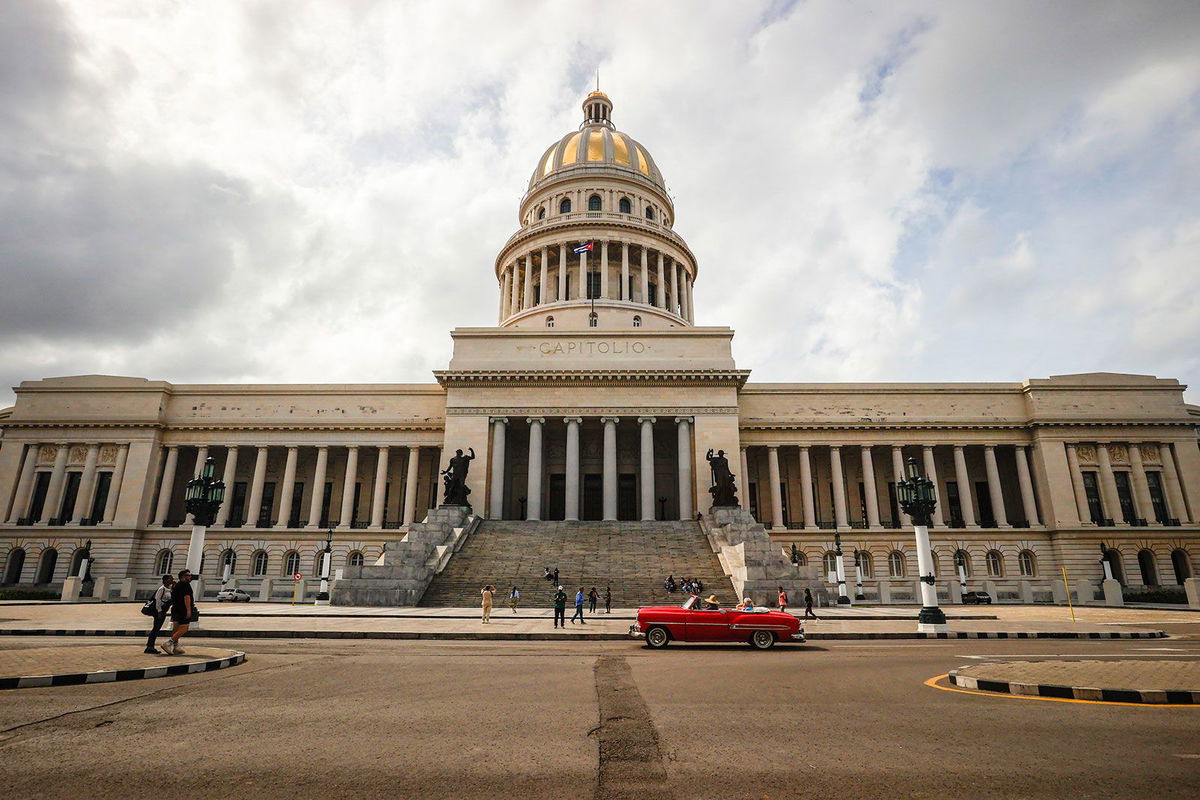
[192,445,209,478]
[983,445,1009,527]
[892,446,912,527]
[952,445,978,527]
[739,446,751,510]
[639,247,649,305]
[676,417,693,519]
[489,418,507,519]
[921,446,945,527]
[564,417,582,521]
[1160,443,1190,523]
[861,445,881,529]
[278,446,299,527]
[216,446,239,526]
[621,242,630,300]
[247,445,269,528]
[670,259,680,315]
[522,255,533,310]
[767,446,783,528]
[101,444,128,524]
[656,252,667,308]
[526,418,544,521]
[371,446,389,528]
[7,443,38,523]
[1096,443,1122,525]
[600,241,609,299]
[539,247,548,305]
[639,417,656,521]
[685,276,695,323]
[1065,444,1091,522]
[1127,443,1156,525]
[799,446,817,530]
[830,446,849,529]
[402,446,421,525]
[558,243,567,301]
[337,446,358,528]
[602,417,619,521]
[305,446,328,529]
[499,269,510,321]
[1015,445,1040,526]
[74,443,101,522]
[152,445,177,526]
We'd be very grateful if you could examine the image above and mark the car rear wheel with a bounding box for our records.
[645,626,670,649]
[750,630,775,650]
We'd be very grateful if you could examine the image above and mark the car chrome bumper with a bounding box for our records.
[628,625,645,639]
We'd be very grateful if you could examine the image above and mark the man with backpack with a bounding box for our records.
[143,574,174,654]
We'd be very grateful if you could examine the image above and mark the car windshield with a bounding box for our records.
[682,595,696,610]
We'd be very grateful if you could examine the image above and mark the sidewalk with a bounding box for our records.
[949,660,1200,704]
[0,645,245,690]
[0,602,1173,640]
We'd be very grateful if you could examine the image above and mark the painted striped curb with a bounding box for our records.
[0,650,246,691]
[0,628,1166,641]
[948,670,1200,704]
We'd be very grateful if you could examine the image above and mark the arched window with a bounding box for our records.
[219,548,237,576]
[856,551,873,579]
[348,551,365,567]
[588,194,602,211]
[588,312,598,328]
[283,550,300,577]
[645,206,654,220]
[888,551,905,578]
[1137,549,1157,586]
[69,548,88,578]
[1172,549,1192,584]
[1103,549,1125,586]
[313,549,329,577]
[35,548,58,584]
[930,552,940,577]
[537,207,546,220]
[252,550,269,577]
[559,198,571,214]
[792,550,807,567]
[822,552,838,580]
[154,549,174,577]
[986,550,1004,577]
[3,548,26,584]
[954,549,972,577]
[546,317,555,328]
[1018,550,1037,576]
[632,315,642,327]
[619,197,631,214]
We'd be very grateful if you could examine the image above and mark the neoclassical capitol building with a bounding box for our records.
[1,91,1198,605]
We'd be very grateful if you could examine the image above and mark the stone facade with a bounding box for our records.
[1,91,1197,603]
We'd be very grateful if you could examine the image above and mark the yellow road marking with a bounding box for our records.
[923,673,1200,708]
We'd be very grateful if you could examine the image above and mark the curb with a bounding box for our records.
[948,669,1200,704]
[0,650,246,691]
[0,628,1166,641]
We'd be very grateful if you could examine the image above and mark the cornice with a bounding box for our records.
[447,406,738,417]
[739,419,1196,432]
[434,369,750,389]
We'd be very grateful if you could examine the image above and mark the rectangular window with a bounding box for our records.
[533,285,541,305]
[28,472,51,522]
[351,481,362,524]
[548,474,566,520]
[945,481,963,526]
[748,483,759,521]
[258,482,275,527]
[648,283,657,306]
[887,482,899,526]
[975,481,994,526]
[320,481,333,527]
[290,481,305,527]
[857,481,866,524]
[1081,472,1104,524]
[1113,471,1137,524]
[58,471,81,523]
[1146,471,1169,523]
[780,481,790,527]
[586,271,601,299]
[229,482,248,526]
[89,472,112,522]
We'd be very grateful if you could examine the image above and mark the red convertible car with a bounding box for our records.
[630,596,804,650]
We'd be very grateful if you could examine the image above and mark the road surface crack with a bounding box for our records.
[592,654,673,800]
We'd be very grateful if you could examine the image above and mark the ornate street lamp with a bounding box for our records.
[897,456,948,631]
[832,531,850,605]
[315,527,334,605]
[853,549,865,601]
[183,456,226,577]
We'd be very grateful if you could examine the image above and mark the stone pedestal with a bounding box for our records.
[259,578,274,601]
[701,507,821,608]
[982,580,998,601]
[1018,582,1034,604]
[948,580,963,604]
[61,577,82,602]
[117,578,135,600]
[1183,578,1199,609]
[94,576,111,602]
[879,581,891,605]
[1102,578,1124,607]
[1051,579,1068,605]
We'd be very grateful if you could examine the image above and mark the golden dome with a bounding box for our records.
[528,94,664,191]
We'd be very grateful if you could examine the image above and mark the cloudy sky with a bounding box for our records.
[2,0,1199,408]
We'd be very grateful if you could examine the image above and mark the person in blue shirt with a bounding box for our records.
[571,587,586,624]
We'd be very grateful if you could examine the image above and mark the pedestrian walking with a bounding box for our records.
[481,584,494,623]
[803,587,819,621]
[161,568,195,655]
[604,586,612,614]
[777,585,788,613]
[588,587,598,613]
[553,585,567,628]
[509,586,520,613]
[143,574,174,654]
[571,587,586,624]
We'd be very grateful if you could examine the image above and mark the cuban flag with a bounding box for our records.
[573,242,593,254]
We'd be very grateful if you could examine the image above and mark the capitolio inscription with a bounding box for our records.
[537,340,647,355]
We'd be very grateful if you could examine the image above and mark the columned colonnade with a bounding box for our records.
[5,442,130,526]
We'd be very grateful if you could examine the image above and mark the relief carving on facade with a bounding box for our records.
[1106,444,1128,464]
[1138,444,1160,463]
[1075,445,1097,463]
[99,445,119,465]
[38,445,59,464]
[67,445,88,466]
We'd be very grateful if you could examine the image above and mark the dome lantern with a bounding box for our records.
[583,90,613,128]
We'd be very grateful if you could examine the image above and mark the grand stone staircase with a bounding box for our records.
[420,520,736,608]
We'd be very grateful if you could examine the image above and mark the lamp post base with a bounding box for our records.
[837,596,851,605]
[314,598,331,606]
[917,605,948,632]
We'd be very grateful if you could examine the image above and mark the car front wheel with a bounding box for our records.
[645,626,670,649]
[750,630,776,650]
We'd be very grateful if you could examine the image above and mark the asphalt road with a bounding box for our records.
[1,632,1198,799]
